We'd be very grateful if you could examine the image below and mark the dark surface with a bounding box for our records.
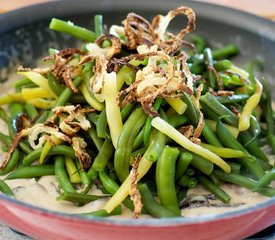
[0,0,275,239]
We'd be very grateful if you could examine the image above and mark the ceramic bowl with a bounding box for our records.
[0,0,275,239]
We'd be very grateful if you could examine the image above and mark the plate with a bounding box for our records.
[0,1,275,239]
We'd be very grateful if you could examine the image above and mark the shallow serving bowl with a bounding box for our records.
[0,0,275,239]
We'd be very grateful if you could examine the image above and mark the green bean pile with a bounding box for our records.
[0,6,275,218]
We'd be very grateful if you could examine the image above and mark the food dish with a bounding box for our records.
[0,0,274,240]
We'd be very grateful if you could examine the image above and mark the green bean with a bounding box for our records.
[188,176,198,188]
[249,115,261,139]
[49,77,83,118]
[92,139,114,172]
[189,152,214,175]
[238,131,268,162]
[201,121,223,147]
[215,94,248,104]
[247,60,263,84]
[254,168,275,189]
[262,78,275,153]
[143,129,166,162]
[204,48,216,89]
[117,66,136,87]
[49,18,97,42]
[213,59,232,71]
[178,175,189,187]
[13,78,33,91]
[191,35,207,53]
[24,103,39,120]
[54,155,76,193]
[168,114,189,128]
[200,92,238,126]
[80,205,121,218]
[87,166,98,182]
[0,132,12,146]
[5,165,54,179]
[94,14,103,37]
[47,72,65,96]
[198,174,230,203]
[0,107,8,123]
[156,145,180,215]
[57,191,107,204]
[114,107,146,182]
[8,102,25,136]
[182,92,222,146]
[23,145,77,166]
[212,44,239,60]
[96,108,107,138]
[182,92,199,125]
[186,168,195,176]
[69,95,87,104]
[0,149,20,176]
[214,170,275,197]
[227,162,241,174]
[132,128,144,150]
[143,98,162,146]
[0,180,14,196]
[138,183,178,218]
[18,141,32,154]
[175,152,193,179]
[99,170,134,210]
[34,110,50,124]
[87,125,103,151]
[131,147,146,159]
[121,103,135,121]
[216,119,264,180]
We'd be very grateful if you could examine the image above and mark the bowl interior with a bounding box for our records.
[0,0,275,230]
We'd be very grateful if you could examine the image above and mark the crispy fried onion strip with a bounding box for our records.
[48,105,94,136]
[81,34,122,64]
[1,124,71,169]
[118,45,192,117]
[72,137,92,170]
[123,6,196,53]
[47,48,85,93]
[129,155,143,219]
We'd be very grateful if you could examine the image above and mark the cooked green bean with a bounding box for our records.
[49,18,97,42]
[47,72,65,96]
[138,183,178,218]
[23,145,77,166]
[94,14,103,37]
[54,155,76,193]
[214,170,275,197]
[216,119,265,180]
[92,139,114,171]
[0,180,14,196]
[114,107,146,182]
[57,191,107,204]
[200,92,238,126]
[156,145,180,215]
[99,170,134,210]
[0,149,20,176]
[212,44,239,60]
[6,165,54,179]
[175,152,193,179]
[198,174,230,203]
[96,108,107,138]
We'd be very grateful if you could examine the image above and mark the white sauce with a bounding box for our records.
[0,74,274,219]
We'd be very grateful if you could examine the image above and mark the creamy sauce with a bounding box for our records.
[0,174,273,218]
[0,74,274,218]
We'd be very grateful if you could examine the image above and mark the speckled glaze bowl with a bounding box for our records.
[0,1,275,239]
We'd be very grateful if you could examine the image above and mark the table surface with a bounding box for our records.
[0,0,275,19]
[0,0,274,239]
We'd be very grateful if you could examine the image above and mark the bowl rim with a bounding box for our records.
[0,0,275,227]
